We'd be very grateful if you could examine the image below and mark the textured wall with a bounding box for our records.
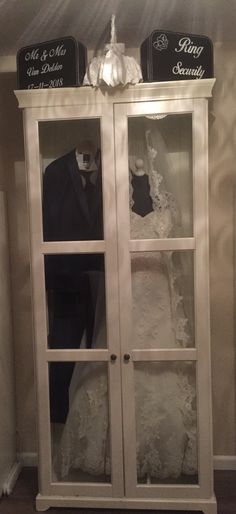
[209,43,236,455]
[0,73,36,454]
[0,191,16,489]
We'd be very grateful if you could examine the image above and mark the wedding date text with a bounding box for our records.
[27,78,64,89]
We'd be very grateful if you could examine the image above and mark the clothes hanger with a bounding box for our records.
[76,140,98,172]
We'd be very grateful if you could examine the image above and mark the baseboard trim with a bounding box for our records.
[17,452,236,471]
[2,461,22,496]
[214,455,236,470]
[17,452,38,467]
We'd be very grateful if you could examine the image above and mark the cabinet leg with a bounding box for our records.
[202,501,218,514]
[35,505,49,512]
[36,495,50,511]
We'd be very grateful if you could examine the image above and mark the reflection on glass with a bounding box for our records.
[131,251,194,349]
[128,114,193,238]
[50,362,111,483]
[39,119,103,241]
[134,361,198,484]
[45,254,107,351]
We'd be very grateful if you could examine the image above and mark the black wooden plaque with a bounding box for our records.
[141,30,213,82]
[17,37,87,89]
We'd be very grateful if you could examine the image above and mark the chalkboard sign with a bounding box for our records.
[140,30,213,82]
[17,37,87,89]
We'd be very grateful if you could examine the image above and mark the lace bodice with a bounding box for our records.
[129,168,180,239]
[131,209,173,239]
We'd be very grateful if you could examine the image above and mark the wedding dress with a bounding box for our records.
[53,164,197,483]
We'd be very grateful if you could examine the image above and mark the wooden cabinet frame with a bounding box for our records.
[15,79,217,513]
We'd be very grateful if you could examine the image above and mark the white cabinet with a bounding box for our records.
[15,79,216,513]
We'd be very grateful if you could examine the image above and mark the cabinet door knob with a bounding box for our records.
[124,353,131,361]
[110,354,117,361]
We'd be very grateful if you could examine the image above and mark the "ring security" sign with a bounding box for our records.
[141,30,213,82]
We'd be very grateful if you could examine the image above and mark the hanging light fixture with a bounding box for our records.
[83,14,143,87]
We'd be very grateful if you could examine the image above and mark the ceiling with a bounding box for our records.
[0,0,236,58]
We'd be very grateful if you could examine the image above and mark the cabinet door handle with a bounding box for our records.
[124,353,131,361]
[110,354,117,361]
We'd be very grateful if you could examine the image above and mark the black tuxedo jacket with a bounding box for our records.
[42,149,103,423]
[43,148,103,243]
[43,149,103,291]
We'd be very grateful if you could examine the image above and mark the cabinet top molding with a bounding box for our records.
[14,78,215,109]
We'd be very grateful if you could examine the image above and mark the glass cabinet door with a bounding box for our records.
[25,107,123,498]
[39,119,107,354]
[114,99,208,498]
[128,113,193,239]
[39,119,104,243]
